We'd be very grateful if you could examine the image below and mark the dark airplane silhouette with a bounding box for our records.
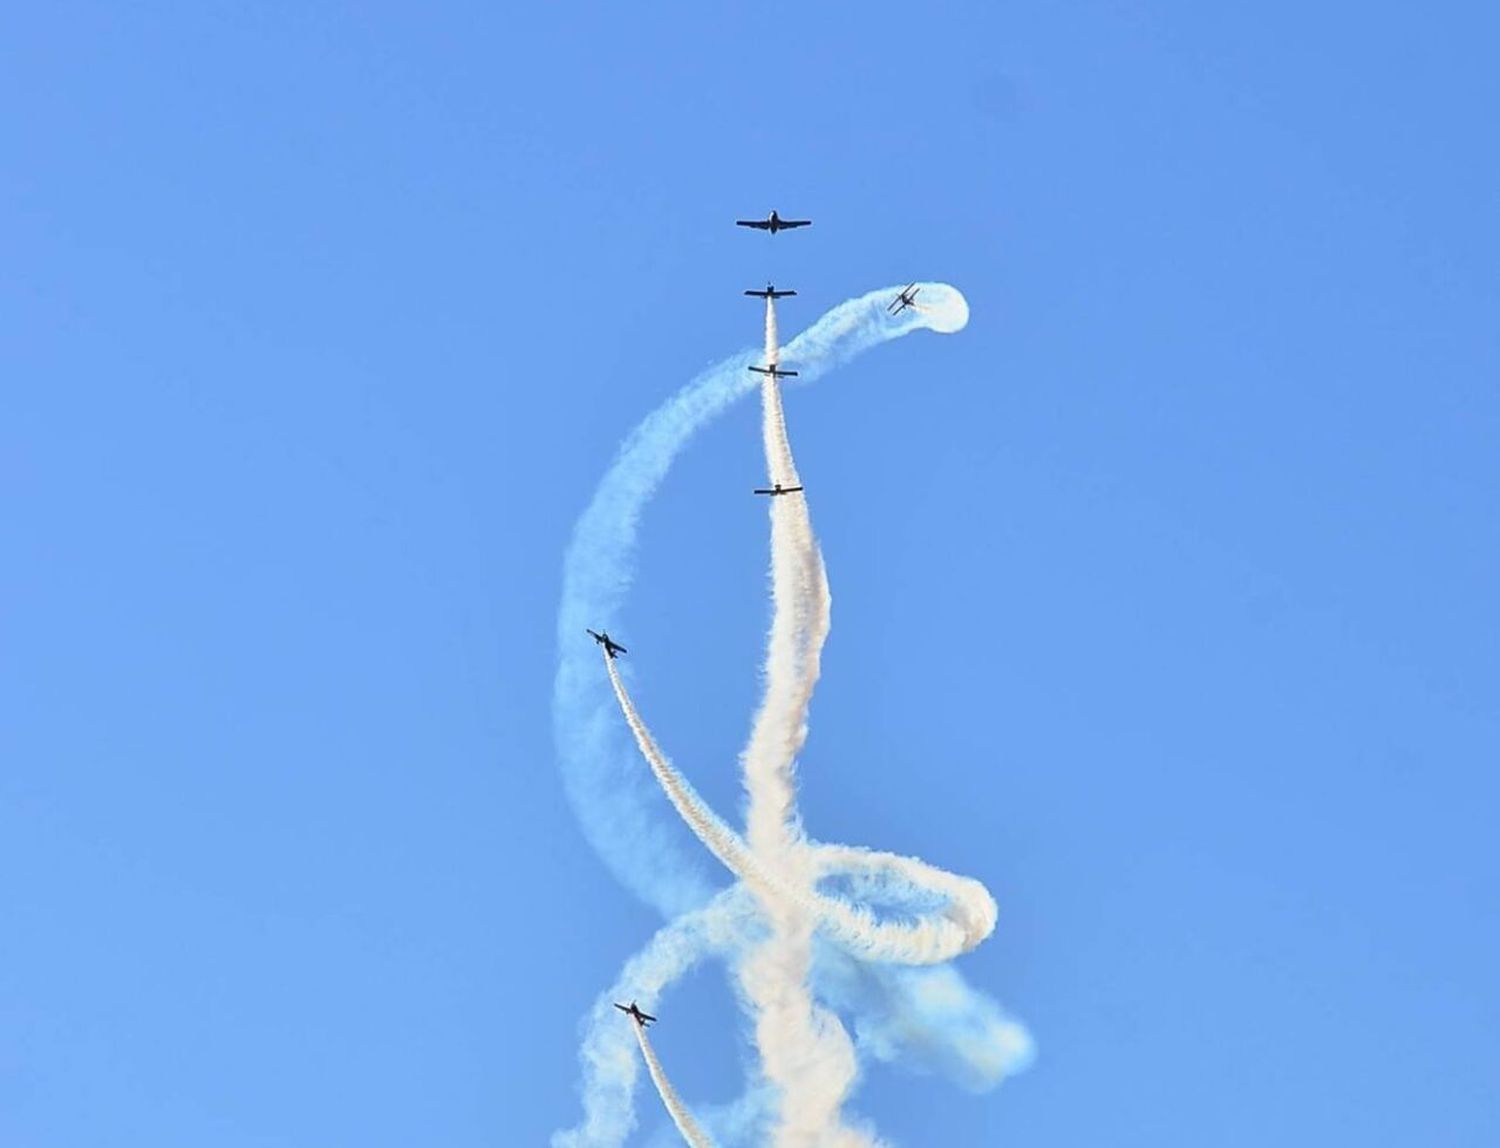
[735,210,811,233]
[748,364,798,379]
[614,1001,657,1026]
[586,629,628,659]
[889,284,920,315]
[754,482,804,497]
[744,282,797,299]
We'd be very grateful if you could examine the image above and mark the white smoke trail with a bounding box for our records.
[733,298,866,1147]
[604,636,992,969]
[744,296,824,861]
[766,293,779,369]
[635,1022,717,1148]
[554,285,1031,1148]
[604,655,758,881]
[555,887,754,1148]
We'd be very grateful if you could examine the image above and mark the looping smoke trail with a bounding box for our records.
[553,285,1032,1147]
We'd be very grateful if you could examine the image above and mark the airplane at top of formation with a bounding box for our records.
[586,629,628,659]
[888,284,920,314]
[614,1001,657,1026]
[748,363,798,379]
[744,282,797,299]
[754,482,804,496]
[735,210,811,233]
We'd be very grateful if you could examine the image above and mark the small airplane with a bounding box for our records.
[614,1001,657,1026]
[735,211,811,234]
[748,364,799,379]
[888,284,920,315]
[754,482,804,496]
[744,282,797,299]
[586,629,628,659]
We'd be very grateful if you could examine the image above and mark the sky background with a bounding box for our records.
[3,2,1498,1145]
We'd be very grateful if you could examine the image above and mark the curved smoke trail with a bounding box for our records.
[554,887,756,1148]
[604,651,991,970]
[553,285,1031,1146]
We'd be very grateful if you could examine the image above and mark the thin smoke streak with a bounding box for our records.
[635,1023,717,1148]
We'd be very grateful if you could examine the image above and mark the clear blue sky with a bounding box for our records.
[4,2,1497,1145]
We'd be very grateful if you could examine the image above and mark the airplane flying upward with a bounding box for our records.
[614,1001,657,1026]
[744,282,797,299]
[735,210,811,233]
[889,284,920,315]
[748,364,799,379]
[754,482,804,496]
[586,629,628,659]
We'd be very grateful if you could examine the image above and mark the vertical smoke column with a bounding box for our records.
[745,292,823,857]
[735,296,869,1147]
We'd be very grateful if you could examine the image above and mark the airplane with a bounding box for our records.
[748,364,799,379]
[735,211,811,234]
[586,629,628,659]
[754,482,804,496]
[614,1001,657,1026]
[888,284,920,315]
[744,283,797,299]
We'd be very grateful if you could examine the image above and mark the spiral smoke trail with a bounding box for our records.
[553,285,1032,1147]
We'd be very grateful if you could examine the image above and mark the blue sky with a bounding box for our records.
[3,2,1497,1144]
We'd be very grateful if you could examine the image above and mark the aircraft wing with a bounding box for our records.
[780,219,811,228]
[612,642,628,654]
[640,1011,657,1023]
[737,219,771,229]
